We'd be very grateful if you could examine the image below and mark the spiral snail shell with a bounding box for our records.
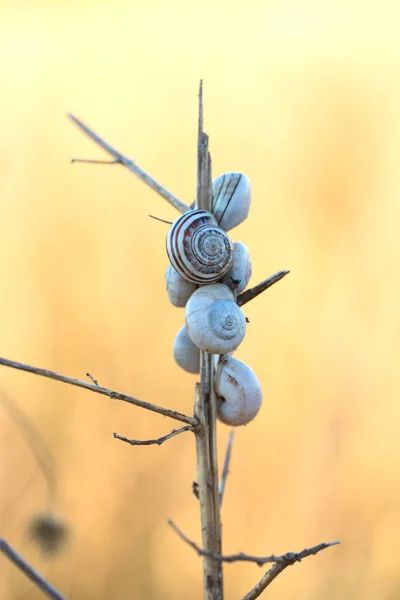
[221,242,252,294]
[166,210,234,284]
[173,325,200,374]
[212,172,251,232]
[185,283,246,354]
[215,357,262,426]
[165,265,197,307]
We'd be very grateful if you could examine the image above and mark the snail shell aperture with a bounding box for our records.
[166,209,234,284]
[215,357,262,426]
[185,283,246,354]
[212,172,251,232]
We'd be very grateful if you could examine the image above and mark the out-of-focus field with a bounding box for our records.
[1,1,400,598]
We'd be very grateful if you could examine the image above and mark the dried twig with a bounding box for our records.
[168,520,339,567]
[237,271,290,307]
[0,538,66,600]
[68,113,190,214]
[219,431,234,506]
[0,357,197,427]
[86,372,99,386]
[113,426,194,446]
[149,214,173,225]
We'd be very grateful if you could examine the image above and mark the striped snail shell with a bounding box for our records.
[165,265,197,307]
[185,283,246,354]
[221,242,252,294]
[173,325,200,374]
[212,172,251,232]
[166,210,234,284]
[216,357,262,426]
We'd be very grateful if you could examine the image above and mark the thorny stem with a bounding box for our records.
[0,357,197,427]
[237,271,290,307]
[0,539,66,600]
[68,113,191,214]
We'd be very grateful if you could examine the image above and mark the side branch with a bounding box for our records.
[168,520,339,567]
[113,426,194,446]
[0,538,66,600]
[0,357,197,427]
[237,270,290,307]
[68,114,190,214]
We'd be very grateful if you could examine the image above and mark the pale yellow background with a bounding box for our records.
[1,1,400,599]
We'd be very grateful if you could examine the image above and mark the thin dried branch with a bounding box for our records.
[86,372,99,386]
[168,520,339,567]
[241,563,297,599]
[219,430,234,506]
[113,426,194,446]
[0,538,66,600]
[149,214,173,225]
[0,357,197,427]
[237,270,290,307]
[68,113,190,214]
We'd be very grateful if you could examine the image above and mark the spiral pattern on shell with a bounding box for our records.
[185,283,246,354]
[166,210,234,284]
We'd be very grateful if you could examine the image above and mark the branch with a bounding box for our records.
[68,113,191,215]
[168,520,339,567]
[0,357,197,427]
[219,430,234,506]
[113,426,194,446]
[237,270,290,307]
[0,538,66,600]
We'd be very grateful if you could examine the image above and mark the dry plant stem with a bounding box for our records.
[68,113,190,214]
[241,564,290,600]
[237,270,290,307]
[168,520,339,567]
[113,426,194,446]
[219,431,234,506]
[0,539,66,600]
[194,81,223,600]
[0,357,197,427]
[149,214,173,225]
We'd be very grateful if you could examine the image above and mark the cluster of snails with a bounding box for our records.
[165,172,262,427]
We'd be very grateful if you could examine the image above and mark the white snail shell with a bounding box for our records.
[212,172,251,232]
[173,325,200,374]
[215,357,262,426]
[165,265,197,307]
[185,283,246,354]
[166,210,234,284]
[221,242,252,294]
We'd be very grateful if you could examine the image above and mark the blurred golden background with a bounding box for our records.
[1,0,400,598]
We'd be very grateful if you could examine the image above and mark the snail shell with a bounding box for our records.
[165,265,197,307]
[185,283,246,354]
[212,172,251,232]
[173,325,200,374]
[221,242,252,294]
[166,210,234,284]
[215,357,262,426]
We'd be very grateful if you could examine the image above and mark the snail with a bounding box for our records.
[221,242,252,294]
[215,357,262,426]
[173,325,200,374]
[212,172,251,232]
[166,209,234,284]
[185,283,246,354]
[165,265,197,307]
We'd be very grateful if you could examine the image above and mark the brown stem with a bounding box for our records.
[113,426,194,446]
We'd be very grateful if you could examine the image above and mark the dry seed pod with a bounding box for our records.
[212,172,251,232]
[165,265,197,307]
[216,357,262,426]
[173,325,200,373]
[221,242,252,294]
[166,210,234,284]
[185,283,246,354]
